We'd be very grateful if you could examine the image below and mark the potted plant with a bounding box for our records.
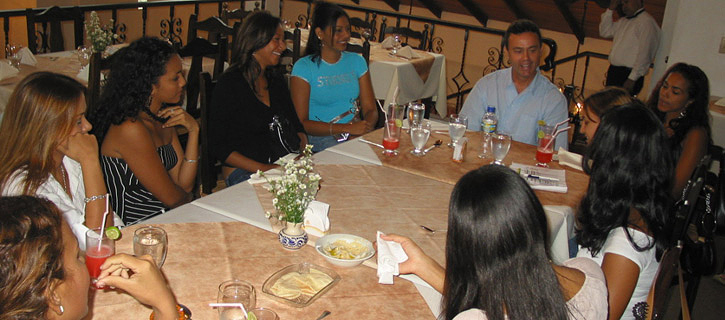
[84,11,117,54]
[261,145,320,250]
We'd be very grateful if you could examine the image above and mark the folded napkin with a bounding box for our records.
[381,36,396,49]
[376,231,409,284]
[18,47,37,66]
[303,200,330,237]
[557,147,583,171]
[0,61,19,80]
[247,168,283,185]
[76,65,89,82]
[395,45,420,59]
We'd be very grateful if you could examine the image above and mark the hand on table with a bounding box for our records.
[97,254,177,318]
[347,120,373,136]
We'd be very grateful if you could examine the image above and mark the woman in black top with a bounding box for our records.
[209,11,306,186]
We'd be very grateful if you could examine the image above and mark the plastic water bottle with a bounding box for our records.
[479,106,497,159]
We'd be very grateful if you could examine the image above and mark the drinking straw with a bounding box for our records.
[552,118,571,132]
[97,195,110,251]
[543,126,571,150]
[209,303,248,319]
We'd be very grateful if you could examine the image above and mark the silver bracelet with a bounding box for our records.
[84,193,108,204]
[183,157,199,163]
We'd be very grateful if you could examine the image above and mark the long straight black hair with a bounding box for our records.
[443,165,570,320]
[577,102,673,258]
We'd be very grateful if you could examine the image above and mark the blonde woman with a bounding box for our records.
[0,72,122,249]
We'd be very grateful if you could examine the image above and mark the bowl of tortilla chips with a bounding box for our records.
[261,262,340,307]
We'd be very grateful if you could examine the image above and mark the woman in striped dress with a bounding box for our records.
[89,37,199,225]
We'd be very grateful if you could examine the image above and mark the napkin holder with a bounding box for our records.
[303,200,330,237]
[18,47,37,66]
[376,231,409,284]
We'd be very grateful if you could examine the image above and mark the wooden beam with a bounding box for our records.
[382,0,400,11]
[502,0,530,20]
[418,0,443,18]
[456,0,488,26]
[554,0,585,43]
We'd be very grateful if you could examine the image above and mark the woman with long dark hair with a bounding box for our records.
[0,196,177,320]
[0,72,122,250]
[89,37,198,225]
[383,165,607,320]
[290,1,377,152]
[646,62,711,196]
[576,102,673,320]
[209,11,306,186]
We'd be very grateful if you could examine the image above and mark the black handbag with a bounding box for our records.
[268,114,300,161]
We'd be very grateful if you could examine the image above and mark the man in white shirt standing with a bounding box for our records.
[600,0,660,96]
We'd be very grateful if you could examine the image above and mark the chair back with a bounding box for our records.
[633,244,683,320]
[86,51,116,115]
[187,14,233,77]
[221,7,255,25]
[282,23,302,64]
[178,38,222,118]
[346,41,370,65]
[26,6,84,54]
[378,19,430,51]
[198,72,220,194]
[349,17,372,40]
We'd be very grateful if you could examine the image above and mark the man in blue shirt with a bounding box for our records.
[460,20,568,150]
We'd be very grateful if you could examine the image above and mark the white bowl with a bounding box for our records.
[315,234,375,267]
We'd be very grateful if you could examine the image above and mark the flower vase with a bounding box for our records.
[278,222,308,250]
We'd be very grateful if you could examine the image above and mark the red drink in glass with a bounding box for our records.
[86,244,113,280]
[536,132,554,167]
[383,137,399,150]
[536,146,553,163]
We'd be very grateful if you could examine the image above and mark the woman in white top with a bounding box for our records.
[383,165,608,320]
[0,72,122,249]
[576,102,673,319]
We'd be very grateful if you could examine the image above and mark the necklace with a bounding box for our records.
[58,164,68,194]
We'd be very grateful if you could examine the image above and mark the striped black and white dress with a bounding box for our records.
[101,144,178,225]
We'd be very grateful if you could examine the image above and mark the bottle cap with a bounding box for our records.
[486,106,496,113]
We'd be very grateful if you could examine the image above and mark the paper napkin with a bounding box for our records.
[0,61,19,80]
[76,65,89,82]
[557,147,583,171]
[376,231,409,284]
[395,45,420,59]
[381,36,395,49]
[18,47,37,66]
[303,200,330,237]
[247,168,283,185]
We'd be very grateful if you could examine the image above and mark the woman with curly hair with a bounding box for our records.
[576,102,673,320]
[646,62,711,196]
[579,86,632,143]
[0,72,122,250]
[382,165,608,320]
[290,1,377,152]
[0,196,178,320]
[209,11,306,186]
[89,37,198,225]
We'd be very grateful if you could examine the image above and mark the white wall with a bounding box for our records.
[654,0,725,96]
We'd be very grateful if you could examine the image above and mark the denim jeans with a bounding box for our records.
[225,168,253,187]
[308,135,340,153]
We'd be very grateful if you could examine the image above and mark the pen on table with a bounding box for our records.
[525,174,560,182]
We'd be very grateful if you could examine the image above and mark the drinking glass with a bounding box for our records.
[447,114,468,147]
[382,103,405,156]
[85,228,115,287]
[410,120,431,156]
[536,125,555,167]
[491,132,512,165]
[391,34,402,55]
[406,102,425,130]
[133,226,168,268]
[218,280,256,320]
[247,308,279,320]
[76,46,91,68]
[5,44,21,69]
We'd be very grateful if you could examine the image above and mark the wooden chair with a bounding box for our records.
[187,14,234,77]
[346,40,370,65]
[86,52,116,115]
[198,72,222,194]
[282,23,302,65]
[378,18,431,51]
[177,37,222,118]
[349,17,372,40]
[221,6,255,25]
[26,6,84,54]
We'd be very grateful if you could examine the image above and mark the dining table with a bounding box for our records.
[89,122,589,319]
[288,28,448,117]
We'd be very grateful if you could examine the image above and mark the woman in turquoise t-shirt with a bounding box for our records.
[290,1,377,152]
